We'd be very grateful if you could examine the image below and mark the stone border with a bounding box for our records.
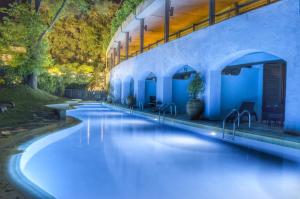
[104,103,300,162]
[1,117,80,199]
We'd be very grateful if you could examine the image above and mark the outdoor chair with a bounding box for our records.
[0,101,15,108]
[0,105,7,113]
[148,96,156,108]
[152,102,165,113]
[0,101,15,113]
[239,101,258,122]
[227,101,258,122]
[262,105,284,127]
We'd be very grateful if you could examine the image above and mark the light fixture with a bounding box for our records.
[170,6,174,16]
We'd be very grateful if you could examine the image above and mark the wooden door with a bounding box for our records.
[262,62,286,124]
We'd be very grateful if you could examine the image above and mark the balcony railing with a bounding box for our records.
[112,0,279,66]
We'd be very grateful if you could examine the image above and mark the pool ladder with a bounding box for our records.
[222,109,251,140]
[138,101,144,110]
[158,103,177,122]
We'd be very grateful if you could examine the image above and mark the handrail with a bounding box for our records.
[222,109,239,138]
[129,105,134,114]
[227,109,252,140]
[110,0,278,67]
[170,103,177,116]
[232,110,252,139]
[158,103,168,121]
[138,101,144,110]
[238,110,251,128]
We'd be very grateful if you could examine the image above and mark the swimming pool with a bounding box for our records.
[11,104,300,199]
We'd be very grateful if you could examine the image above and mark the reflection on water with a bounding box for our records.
[21,104,300,199]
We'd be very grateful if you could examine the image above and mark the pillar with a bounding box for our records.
[125,32,129,60]
[209,0,215,25]
[140,19,145,53]
[164,0,171,43]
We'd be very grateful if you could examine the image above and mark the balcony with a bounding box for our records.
[106,0,279,69]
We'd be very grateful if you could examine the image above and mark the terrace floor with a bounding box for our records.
[107,103,300,149]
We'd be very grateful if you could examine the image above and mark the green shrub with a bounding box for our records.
[111,0,144,35]
[38,73,65,96]
[188,73,205,99]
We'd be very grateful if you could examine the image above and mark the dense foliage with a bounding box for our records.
[0,3,49,83]
[111,0,143,35]
[0,0,117,95]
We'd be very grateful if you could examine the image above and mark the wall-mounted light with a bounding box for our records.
[170,6,174,16]
[184,66,188,73]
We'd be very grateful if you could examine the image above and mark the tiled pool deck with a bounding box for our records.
[104,103,300,151]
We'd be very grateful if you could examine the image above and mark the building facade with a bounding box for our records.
[108,0,300,133]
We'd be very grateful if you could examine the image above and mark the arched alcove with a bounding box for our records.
[144,72,157,106]
[171,66,197,114]
[220,52,286,125]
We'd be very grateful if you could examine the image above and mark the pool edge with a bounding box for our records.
[4,116,82,199]
[104,103,300,162]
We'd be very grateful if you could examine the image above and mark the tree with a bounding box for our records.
[0,0,87,89]
[47,2,116,90]
[0,0,117,91]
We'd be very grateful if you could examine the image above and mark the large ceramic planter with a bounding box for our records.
[126,96,135,106]
[107,96,113,104]
[186,99,204,120]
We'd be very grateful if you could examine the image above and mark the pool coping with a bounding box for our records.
[4,116,81,199]
[104,103,300,162]
[5,103,300,199]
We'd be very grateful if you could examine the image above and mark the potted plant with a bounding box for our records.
[126,95,135,106]
[186,73,205,120]
[106,82,114,104]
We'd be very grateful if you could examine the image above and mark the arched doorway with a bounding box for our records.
[144,73,157,106]
[114,79,122,103]
[172,66,196,114]
[221,52,286,125]
[129,78,134,97]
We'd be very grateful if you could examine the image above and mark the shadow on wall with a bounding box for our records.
[145,73,157,104]
[172,66,196,114]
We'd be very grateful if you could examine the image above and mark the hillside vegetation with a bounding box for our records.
[0,85,63,130]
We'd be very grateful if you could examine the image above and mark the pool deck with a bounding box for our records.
[105,103,300,159]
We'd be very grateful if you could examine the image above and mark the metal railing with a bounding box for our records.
[222,109,239,139]
[170,103,177,116]
[138,101,144,110]
[158,103,177,122]
[112,0,279,66]
[223,109,252,140]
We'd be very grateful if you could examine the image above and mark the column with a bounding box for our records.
[209,0,215,25]
[117,41,121,64]
[156,76,172,104]
[140,18,145,53]
[125,32,129,60]
[164,0,171,43]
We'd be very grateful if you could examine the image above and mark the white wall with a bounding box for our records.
[111,0,300,132]
[221,67,263,120]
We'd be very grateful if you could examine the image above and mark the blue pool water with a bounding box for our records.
[18,104,300,199]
